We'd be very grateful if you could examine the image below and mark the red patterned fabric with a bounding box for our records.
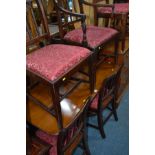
[64,26,118,48]
[98,3,129,14]
[36,127,79,155]
[90,94,113,109]
[90,94,99,109]
[26,44,91,81]
[102,50,114,63]
[36,130,58,155]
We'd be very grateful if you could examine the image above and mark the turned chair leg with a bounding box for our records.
[97,110,106,139]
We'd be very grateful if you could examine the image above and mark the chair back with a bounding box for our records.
[97,65,122,109]
[53,0,86,39]
[26,0,50,52]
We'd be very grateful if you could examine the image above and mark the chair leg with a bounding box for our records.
[97,110,106,139]
[50,84,63,129]
[88,55,95,93]
[120,14,128,53]
[82,119,91,155]
[112,100,118,121]
[82,132,91,155]
[114,37,119,65]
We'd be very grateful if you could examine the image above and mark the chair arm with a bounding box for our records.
[55,2,86,19]
[54,2,88,46]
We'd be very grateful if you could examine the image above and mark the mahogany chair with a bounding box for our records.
[87,64,122,138]
[53,0,119,68]
[26,0,95,130]
[28,96,92,155]
[93,0,129,53]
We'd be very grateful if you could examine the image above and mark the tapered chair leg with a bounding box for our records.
[97,110,106,139]
[82,133,91,155]
[88,55,95,93]
[112,100,118,121]
[121,14,128,53]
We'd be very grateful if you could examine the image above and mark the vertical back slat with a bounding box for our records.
[26,0,50,48]
[30,5,40,36]
[27,3,37,38]
[26,22,32,40]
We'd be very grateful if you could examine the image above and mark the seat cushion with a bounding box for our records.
[98,3,129,14]
[36,126,78,155]
[64,26,118,48]
[26,44,91,81]
[36,130,58,155]
[90,94,113,109]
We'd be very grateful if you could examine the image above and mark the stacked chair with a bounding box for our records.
[87,65,122,138]
[93,0,129,53]
[26,0,94,154]
[26,0,124,154]
[53,0,120,70]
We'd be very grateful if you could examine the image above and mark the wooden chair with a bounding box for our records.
[27,95,92,155]
[87,64,122,138]
[53,0,119,68]
[26,0,95,130]
[27,61,122,154]
[93,0,129,53]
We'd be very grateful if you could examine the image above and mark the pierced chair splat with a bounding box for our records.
[87,65,122,138]
[93,0,129,53]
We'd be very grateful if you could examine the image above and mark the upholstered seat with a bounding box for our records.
[90,93,113,109]
[36,130,58,155]
[36,125,78,155]
[64,26,118,49]
[27,44,91,81]
[98,3,129,14]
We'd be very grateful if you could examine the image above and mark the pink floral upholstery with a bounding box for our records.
[98,3,129,14]
[26,44,91,81]
[102,50,114,63]
[64,26,118,48]
[90,94,99,109]
[90,94,113,109]
[36,126,79,155]
[36,130,58,155]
